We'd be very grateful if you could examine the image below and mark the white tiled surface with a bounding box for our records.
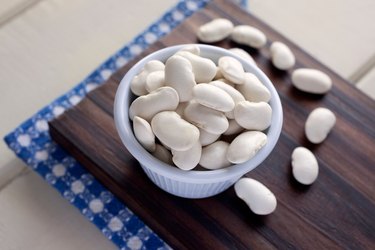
[0,0,39,24]
[0,169,117,250]
[358,66,375,100]
[0,0,374,249]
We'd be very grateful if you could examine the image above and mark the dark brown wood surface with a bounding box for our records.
[49,0,375,249]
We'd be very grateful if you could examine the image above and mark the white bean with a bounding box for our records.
[229,47,256,66]
[160,141,171,151]
[184,102,229,134]
[209,80,245,119]
[231,25,267,49]
[200,141,231,170]
[179,44,200,55]
[292,68,332,94]
[165,55,196,102]
[145,70,165,92]
[171,141,202,171]
[151,111,199,151]
[198,128,221,146]
[193,83,235,112]
[176,51,217,83]
[291,147,319,185]
[213,67,224,80]
[234,101,272,131]
[144,60,164,72]
[211,78,235,87]
[129,46,274,171]
[234,178,277,215]
[270,41,295,70]
[197,18,234,43]
[305,108,336,144]
[133,116,156,152]
[218,56,245,84]
[174,101,189,118]
[130,60,165,96]
[236,73,271,102]
[223,119,244,135]
[129,86,179,121]
[153,144,173,165]
[227,131,267,164]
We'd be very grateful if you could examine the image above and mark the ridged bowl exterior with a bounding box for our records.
[141,163,239,198]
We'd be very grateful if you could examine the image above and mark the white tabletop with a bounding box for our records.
[1,0,374,249]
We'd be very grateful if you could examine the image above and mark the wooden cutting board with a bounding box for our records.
[49,0,375,248]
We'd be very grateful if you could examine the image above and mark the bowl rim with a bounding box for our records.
[114,44,283,183]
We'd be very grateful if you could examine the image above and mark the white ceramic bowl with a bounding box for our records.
[114,44,283,199]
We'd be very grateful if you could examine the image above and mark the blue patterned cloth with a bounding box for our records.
[4,0,247,249]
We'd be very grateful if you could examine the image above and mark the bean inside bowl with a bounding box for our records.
[114,44,283,198]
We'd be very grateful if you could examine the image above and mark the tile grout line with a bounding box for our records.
[0,167,30,192]
[0,0,44,27]
[349,52,375,84]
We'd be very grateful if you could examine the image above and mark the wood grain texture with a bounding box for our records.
[49,0,375,249]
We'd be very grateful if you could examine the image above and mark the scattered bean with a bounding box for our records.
[305,108,336,144]
[234,178,277,215]
[197,18,234,43]
[291,147,319,185]
[270,41,295,70]
[292,68,332,94]
[231,25,267,49]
